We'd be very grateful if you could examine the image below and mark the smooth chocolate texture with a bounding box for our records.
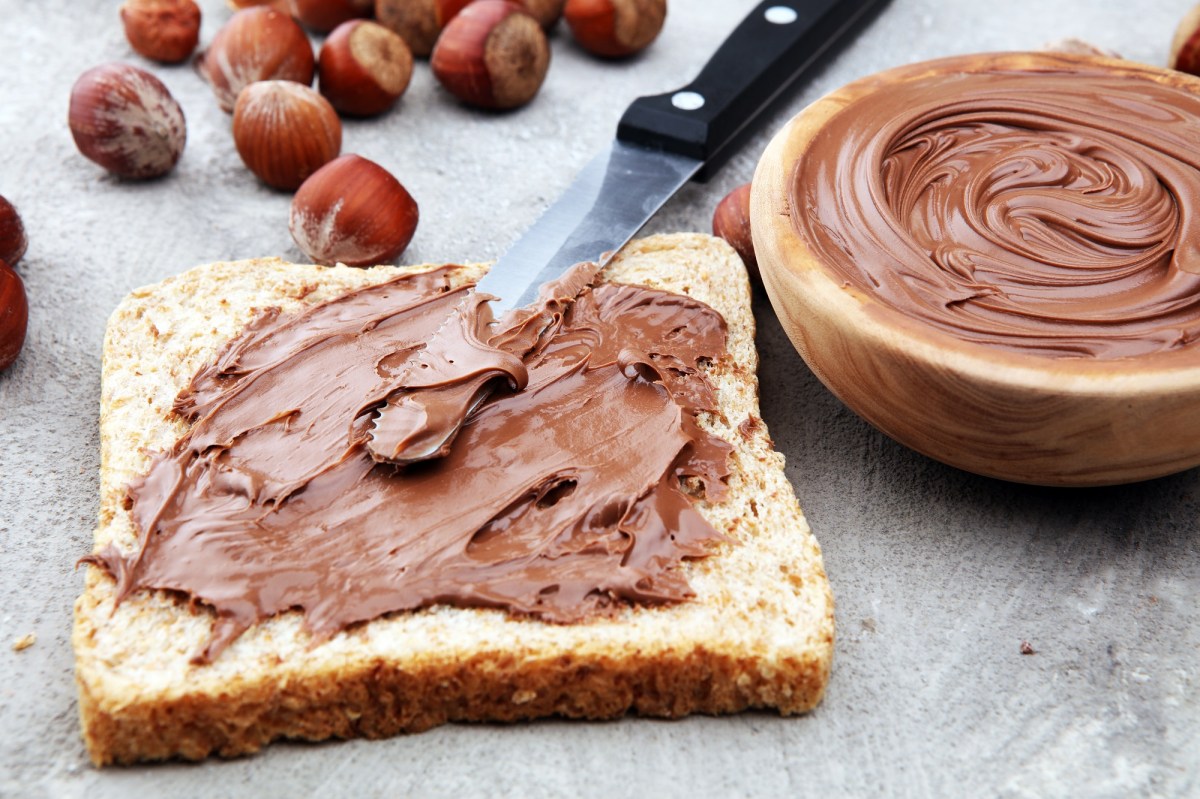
[792,64,1200,359]
[89,268,732,662]
[365,261,601,464]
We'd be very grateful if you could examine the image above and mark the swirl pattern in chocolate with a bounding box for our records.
[85,269,733,662]
[792,60,1200,359]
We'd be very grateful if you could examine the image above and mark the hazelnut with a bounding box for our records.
[375,0,472,58]
[318,20,413,116]
[0,259,28,374]
[563,0,665,58]
[197,7,315,113]
[712,183,757,282]
[233,81,342,190]
[1040,38,1121,60]
[290,154,418,266]
[515,0,566,28]
[120,0,202,63]
[431,0,550,110]
[289,0,374,34]
[68,62,186,180]
[0,196,27,268]
[227,0,290,9]
[1172,4,1200,76]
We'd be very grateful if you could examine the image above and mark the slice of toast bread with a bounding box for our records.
[73,232,834,766]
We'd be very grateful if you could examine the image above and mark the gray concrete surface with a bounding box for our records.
[1,0,1197,796]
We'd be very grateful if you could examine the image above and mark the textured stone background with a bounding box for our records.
[1,0,1197,797]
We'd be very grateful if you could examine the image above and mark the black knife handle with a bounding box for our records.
[617,0,886,179]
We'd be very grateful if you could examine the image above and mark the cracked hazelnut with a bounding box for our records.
[431,0,550,109]
[0,259,27,374]
[68,62,186,179]
[712,182,757,282]
[233,81,342,190]
[120,0,202,63]
[563,0,665,58]
[319,20,413,116]
[290,154,418,266]
[198,7,315,113]
[0,196,27,268]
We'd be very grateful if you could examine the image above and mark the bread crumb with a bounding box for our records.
[512,690,537,705]
[1020,640,1035,655]
[12,633,36,652]
[737,415,762,440]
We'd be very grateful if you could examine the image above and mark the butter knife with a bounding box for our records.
[486,0,885,314]
[369,0,887,463]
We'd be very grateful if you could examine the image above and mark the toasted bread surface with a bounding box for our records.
[74,233,834,765]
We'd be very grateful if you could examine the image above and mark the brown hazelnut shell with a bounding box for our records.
[431,0,550,109]
[68,62,187,179]
[232,81,342,190]
[120,0,202,63]
[0,259,28,373]
[517,0,566,27]
[197,7,315,113]
[319,20,414,116]
[0,196,27,268]
[290,154,418,266]
[373,0,478,58]
[712,182,757,282]
[289,0,374,34]
[563,0,665,58]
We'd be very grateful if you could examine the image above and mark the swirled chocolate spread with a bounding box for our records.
[89,268,732,662]
[793,57,1200,359]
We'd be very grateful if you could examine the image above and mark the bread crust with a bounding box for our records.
[74,233,834,765]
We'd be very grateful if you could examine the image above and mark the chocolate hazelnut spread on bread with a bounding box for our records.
[88,266,732,662]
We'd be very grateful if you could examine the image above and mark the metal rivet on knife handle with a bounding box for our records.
[765,6,800,25]
[671,91,705,111]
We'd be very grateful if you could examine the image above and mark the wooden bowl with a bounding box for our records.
[753,52,1200,486]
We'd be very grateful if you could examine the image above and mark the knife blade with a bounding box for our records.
[482,0,888,315]
[368,0,887,463]
[482,143,700,315]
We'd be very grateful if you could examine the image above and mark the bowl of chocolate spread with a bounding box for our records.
[753,51,1200,486]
